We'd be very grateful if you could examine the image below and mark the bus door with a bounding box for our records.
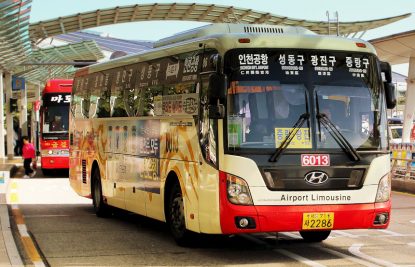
[106,124,126,209]
[124,123,147,216]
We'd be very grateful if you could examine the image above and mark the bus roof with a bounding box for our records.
[76,23,376,76]
[43,79,73,94]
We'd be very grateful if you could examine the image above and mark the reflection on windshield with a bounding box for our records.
[227,81,309,149]
[43,106,69,133]
[226,82,379,151]
[225,49,385,152]
[315,86,376,149]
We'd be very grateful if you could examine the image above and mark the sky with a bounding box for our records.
[29,0,415,75]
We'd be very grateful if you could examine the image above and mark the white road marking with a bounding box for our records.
[275,249,326,267]
[333,230,360,238]
[349,243,399,267]
[33,260,46,267]
[410,220,415,224]
[409,242,415,247]
[312,244,378,267]
[377,229,405,237]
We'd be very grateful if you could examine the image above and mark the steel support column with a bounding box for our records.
[402,57,415,142]
[20,81,28,137]
[5,73,14,159]
[0,72,5,158]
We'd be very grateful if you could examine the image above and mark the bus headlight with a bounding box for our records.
[376,173,391,203]
[226,174,253,205]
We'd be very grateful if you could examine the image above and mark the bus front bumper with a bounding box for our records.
[219,200,391,234]
[41,156,69,169]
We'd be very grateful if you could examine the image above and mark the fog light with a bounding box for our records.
[374,213,389,225]
[235,216,256,229]
[239,218,249,228]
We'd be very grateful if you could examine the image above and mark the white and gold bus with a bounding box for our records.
[69,23,396,245]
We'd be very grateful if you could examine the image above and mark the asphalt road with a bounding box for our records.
[8,176,415,266]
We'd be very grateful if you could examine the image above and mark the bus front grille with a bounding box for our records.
[260,167,367,191]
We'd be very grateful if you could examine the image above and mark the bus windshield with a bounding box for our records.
[42,105,69,134]
[225,49,387,152]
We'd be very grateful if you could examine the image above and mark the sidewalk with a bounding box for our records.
[0,157,24,266]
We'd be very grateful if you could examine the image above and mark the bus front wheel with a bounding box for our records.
[92,168,110,217]
[299,230,331,242]
[167,182,193,246]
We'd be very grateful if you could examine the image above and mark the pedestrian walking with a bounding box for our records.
[22,136,36,178]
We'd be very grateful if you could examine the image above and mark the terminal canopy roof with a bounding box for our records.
[370,30,415,65]
[0,2,411,84]
[28,3,410,43]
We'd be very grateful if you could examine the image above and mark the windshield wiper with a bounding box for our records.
[269,113,310,162]
[317,113,361,162]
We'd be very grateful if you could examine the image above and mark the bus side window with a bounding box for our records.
[123,66,138,117]
[72,77,85,119]
[97,72,111,118]
[141,86,162,116]
[82,76,91,118]
[89,73,103,118]
[111,68,128,117]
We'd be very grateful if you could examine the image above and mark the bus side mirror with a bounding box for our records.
[208,73,226,105]
[385,82,396,109]
[208,73,227,119]
[380,61,392,83]
[380,61,396,109]
[209,104,225,119]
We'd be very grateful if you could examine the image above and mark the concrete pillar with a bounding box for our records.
[5,73,14,159]
[33,82,41,152]
[20,80,28,136]
[402,57,415,143]
[36,82,41,122]
[0,72,4,159]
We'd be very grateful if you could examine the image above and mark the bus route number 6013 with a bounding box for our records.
[301,154,330,166]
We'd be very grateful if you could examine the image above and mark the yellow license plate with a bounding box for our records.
[302,212,334,230]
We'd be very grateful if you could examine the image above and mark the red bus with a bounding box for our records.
[40,79,72,175]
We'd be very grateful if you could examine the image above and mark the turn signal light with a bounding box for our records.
[355,42,366,48]
[238,38,251,43]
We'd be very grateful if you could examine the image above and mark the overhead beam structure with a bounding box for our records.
[0,0,32,72]
[28,3,411,43]
[14,40,104,82]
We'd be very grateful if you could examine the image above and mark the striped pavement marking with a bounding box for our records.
[377,229,405,237]
[349,243,399,267]
[275,249,326,267]
[311,244,378,267]
[333,230,361,238]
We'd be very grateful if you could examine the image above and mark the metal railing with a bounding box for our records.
[390,143,415,181]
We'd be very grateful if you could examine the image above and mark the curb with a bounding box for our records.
[0,199,23,266]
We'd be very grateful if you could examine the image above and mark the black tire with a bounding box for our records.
[92,168,111,217]
[299,230,331,242]
[167,182,193,246]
